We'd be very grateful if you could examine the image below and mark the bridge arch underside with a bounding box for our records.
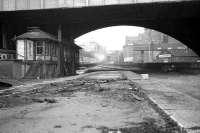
[0,1,200,55]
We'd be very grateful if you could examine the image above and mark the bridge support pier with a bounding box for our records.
[69,37,76,75]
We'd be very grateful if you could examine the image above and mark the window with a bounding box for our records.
[28,40,33,56]
[55,46,57,56]
[50,44,53,56]
[45,43,50,56]
[52,45,57,57]
[163,35,168,43]
[52,44,55,56]
[36,41,44,55]
[49,44,51,56]
[17,40,25,59]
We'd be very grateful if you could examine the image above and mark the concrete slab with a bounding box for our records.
[122,71,142,80]
[123,71,200,133]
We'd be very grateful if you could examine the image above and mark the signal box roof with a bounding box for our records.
[14,27,82,49]
[15,27,58,42]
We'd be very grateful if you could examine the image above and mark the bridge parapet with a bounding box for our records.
[0,0,192,11]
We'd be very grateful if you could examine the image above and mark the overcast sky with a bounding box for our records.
[75,26,144,51]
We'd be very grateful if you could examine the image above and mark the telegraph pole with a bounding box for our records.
[57,24,65,77]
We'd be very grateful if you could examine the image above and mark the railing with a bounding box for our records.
[0,0,193,11]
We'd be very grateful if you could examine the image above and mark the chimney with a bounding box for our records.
[27,26,40,32]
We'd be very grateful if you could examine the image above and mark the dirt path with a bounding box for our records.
[0,71,180,133]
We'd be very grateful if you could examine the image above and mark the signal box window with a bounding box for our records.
[36,42,43,55]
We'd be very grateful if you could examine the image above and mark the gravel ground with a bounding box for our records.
[0,72,181,133]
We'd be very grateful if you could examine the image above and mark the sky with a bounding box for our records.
[75,26,144,51]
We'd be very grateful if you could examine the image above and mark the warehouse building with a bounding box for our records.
[123,29,199,63]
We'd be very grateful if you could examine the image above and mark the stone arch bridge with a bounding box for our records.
[0,0,200,75]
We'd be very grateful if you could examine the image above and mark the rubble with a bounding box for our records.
[44,98,57,103]
[130,93,144,101]
[54,125,62,128]
[32,98,45,103]
[50,83,58,87]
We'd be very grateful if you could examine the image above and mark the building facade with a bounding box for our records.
[79,49,96,64]
[106,50,123,64]
[79,41,106,54]
[79,41,106,64]
[123,29,200,63]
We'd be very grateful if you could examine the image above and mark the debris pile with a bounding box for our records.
[0,78,146,108]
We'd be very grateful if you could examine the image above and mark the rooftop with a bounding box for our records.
[15,28,58,42]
